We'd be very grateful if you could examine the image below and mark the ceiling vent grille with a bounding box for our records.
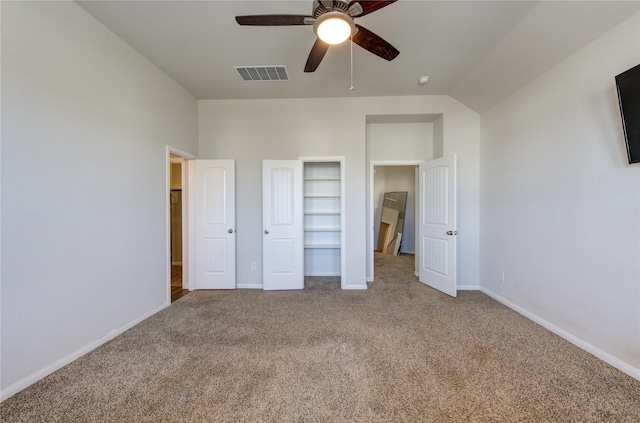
[234,66,289,82]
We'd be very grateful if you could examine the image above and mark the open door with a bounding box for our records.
[262,160,304,290]
[193,160,236,289]
[418,155,457,297]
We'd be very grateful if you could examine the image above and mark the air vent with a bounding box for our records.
[234,66,289,82]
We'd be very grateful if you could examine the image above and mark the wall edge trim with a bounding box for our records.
[0,301,170,402]
[480,287,640,381]
[237,284,262,289]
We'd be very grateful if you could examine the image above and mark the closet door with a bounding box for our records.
[418,154,457,297]
[193,160,236,289]
[262,160,304,290]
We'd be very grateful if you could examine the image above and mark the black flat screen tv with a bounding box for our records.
[615,64,640,164]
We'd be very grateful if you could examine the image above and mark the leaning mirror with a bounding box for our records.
[377,191,408,255]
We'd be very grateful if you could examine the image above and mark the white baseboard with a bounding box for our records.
[458,284,480,290]
[0,301,170,402]
[480,287,640,381]
[343,284,368,290]
[237,283,262,289]
[304,273,341,277]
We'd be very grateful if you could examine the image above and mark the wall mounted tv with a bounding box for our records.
[615,64,640,164]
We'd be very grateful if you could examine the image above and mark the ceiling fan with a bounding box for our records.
[236,0,400,73]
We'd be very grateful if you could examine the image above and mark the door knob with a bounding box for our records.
[446,230,458,236]
[264,230,269,234]
[228,229,234,233]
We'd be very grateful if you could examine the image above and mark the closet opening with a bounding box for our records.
[302,158,345,289]
[169,154,188,301]
[370,163,421,282]
[168,147,196,301]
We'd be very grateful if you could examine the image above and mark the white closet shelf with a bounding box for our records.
[303,177,340,181]
[304,244,341,249]
[304,211,340,215]
[304,228,341,232]
[304,195,340,198]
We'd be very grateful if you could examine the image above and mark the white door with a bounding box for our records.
[418,155,457,297]
[193,160,236,289]
[262,160,304,290]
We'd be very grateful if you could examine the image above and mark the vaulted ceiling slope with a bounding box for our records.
[77,1,639,113]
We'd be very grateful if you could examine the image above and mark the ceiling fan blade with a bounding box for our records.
[348,0,397,17]
[352,24,399,61]
[235,15,313,26]
[304,39,330,72]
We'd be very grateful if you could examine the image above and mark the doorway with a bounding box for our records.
[371,163,419,282]
[370,157,460,297]
[169,155,187,301]
[167,147,195,303]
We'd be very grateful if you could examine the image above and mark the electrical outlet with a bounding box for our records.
[251,261,257,271]
[498,270,505,282]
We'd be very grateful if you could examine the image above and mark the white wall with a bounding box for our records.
[0,2,198,398]
[480,13,640,377]
[199,96,479,290]
[368,122,434,160]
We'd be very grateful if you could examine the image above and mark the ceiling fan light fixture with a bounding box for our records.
[314,12,354,45]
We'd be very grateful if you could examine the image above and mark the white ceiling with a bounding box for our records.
[76,1,639,112]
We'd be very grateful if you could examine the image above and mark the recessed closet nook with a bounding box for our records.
[303,160,344,280]
[262,158,345,290]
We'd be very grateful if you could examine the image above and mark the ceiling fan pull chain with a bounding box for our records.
[349,31,354,91]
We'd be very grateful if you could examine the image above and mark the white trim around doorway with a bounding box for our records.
[166,146,197,303]
[368,160,424,283]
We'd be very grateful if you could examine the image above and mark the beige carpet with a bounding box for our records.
[2,253,639,422]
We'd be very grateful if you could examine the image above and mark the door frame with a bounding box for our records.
[367,160,423,282]
[166,146,196,303]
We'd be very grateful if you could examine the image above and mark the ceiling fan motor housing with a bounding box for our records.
[313,0,351,17]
